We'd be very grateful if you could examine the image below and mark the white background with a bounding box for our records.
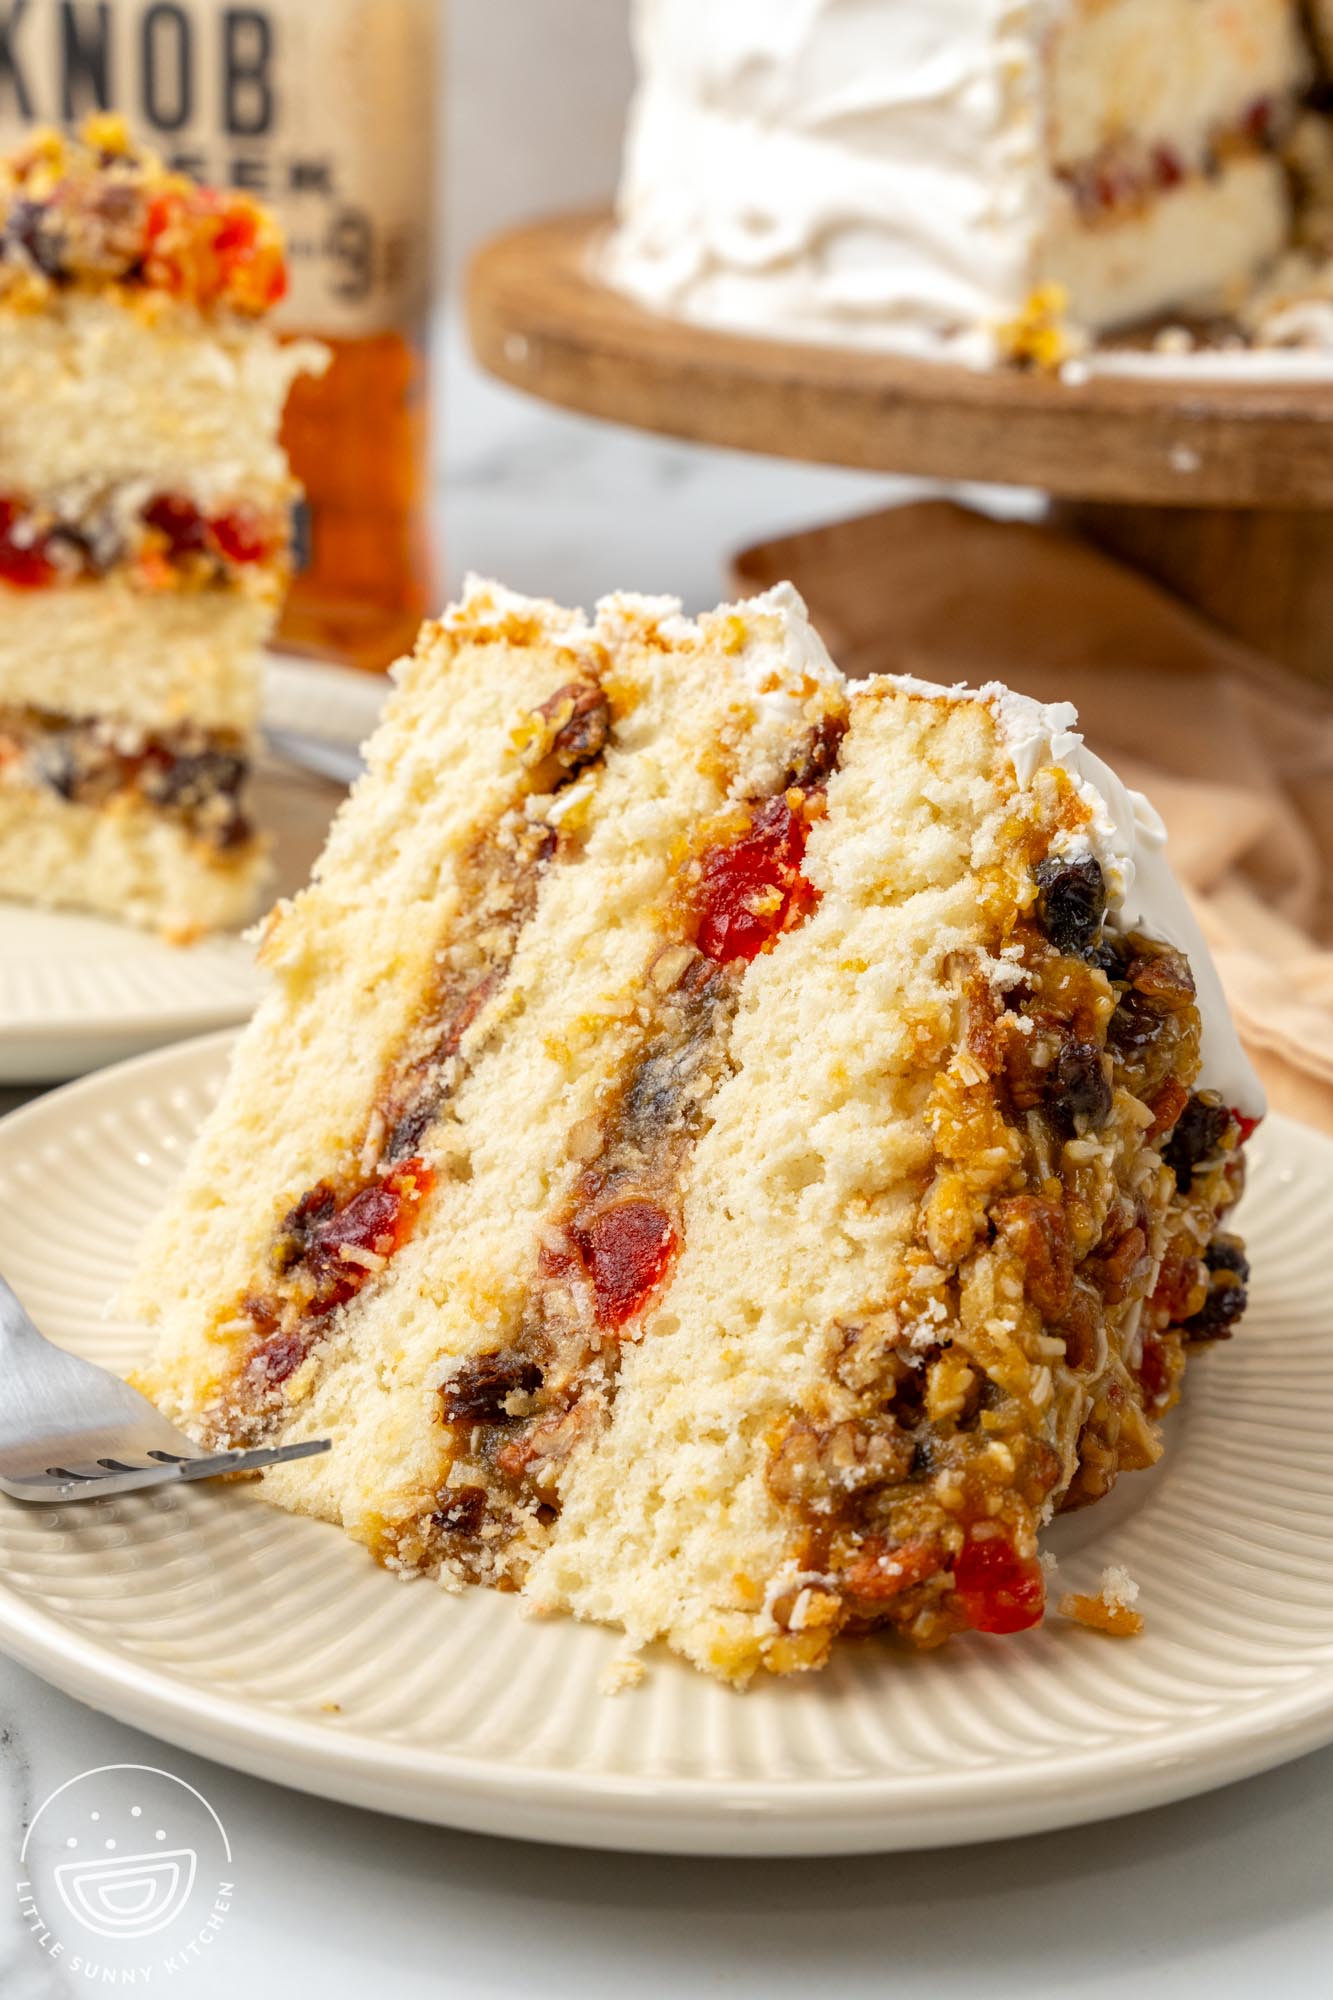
[2,4,1332,1995]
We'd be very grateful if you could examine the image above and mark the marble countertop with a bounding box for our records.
[2,324,1330,2000]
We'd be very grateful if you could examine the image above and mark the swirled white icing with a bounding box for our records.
[607,0,1315,366]
[607,0,1052,362]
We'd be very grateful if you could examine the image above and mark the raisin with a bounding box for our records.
[251,1329,314,1387]
[3,198,68,278]
[439,1350,543,1425]
[782,713,846,789]
[381,1095,437,1167]
[142,748,246,812]
[909,1432,938,1480]
[430,1486,488,1538]
[1032,856,1106,958]
[1186,1274,1248,1339]
[1106,989,1163,1061]
[1127,947,1196,1012]
[1162,1093,1232,1191]
[1047,1040,1112,1133]
[28,731,80,800]
[1090,932,1130,980]
[1205,1234,1249,1281]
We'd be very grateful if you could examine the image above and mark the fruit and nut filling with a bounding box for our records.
[0,492,283,591]
[0,115,285,313]
[0,705,253,851]
[759,836,1252,1668]
[411,723,847,1581]
[1059,95,1296,223]
[215,678,614,1440]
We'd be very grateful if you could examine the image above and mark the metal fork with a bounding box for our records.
[0,1273,331,1503]
[262,724,365,788]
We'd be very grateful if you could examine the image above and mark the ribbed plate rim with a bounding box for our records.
[0,655,384,1078]
[0,1034,1331,1856]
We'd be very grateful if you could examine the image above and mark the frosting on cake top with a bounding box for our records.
[607,0,1052,361]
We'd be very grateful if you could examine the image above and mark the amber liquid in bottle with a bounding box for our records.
[279,329,434,670]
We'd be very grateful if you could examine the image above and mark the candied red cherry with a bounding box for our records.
[694,796,817,963]
[143,494,210,559]
[574,1198,676,1328]
[952,1535,1045,1635]
[209,508,272,565]
[0,500,56,587]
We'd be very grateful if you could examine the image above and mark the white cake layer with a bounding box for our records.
[1049,0,1308,169]
[0,296,323,502]
[0,582,271,734]
[0,781,267,939]
[609,0,1310,354]
[1047,154,1290,334]
[525,687,1019,1674]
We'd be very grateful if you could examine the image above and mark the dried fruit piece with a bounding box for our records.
[952,1536,1046,1635]
[439,1350,543,1425]
[1032,856,1106,958]
[1162,1092,1232,1191]
[573,1199,677,1328]
[693,795,817,963]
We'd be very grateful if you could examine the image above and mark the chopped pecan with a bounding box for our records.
[521,680,610,789]
[993,1195,1074,1319]
[843,1538,943,1603]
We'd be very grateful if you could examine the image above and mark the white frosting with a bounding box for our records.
[607,0,1325,370]
[607,0,1054,362]
[442,579,1262,1118]
[892,672,1264,1119]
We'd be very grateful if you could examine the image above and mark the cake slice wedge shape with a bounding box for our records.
[127,580,1263,1682]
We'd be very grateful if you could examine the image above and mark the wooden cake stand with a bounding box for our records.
[468,212,1333,686]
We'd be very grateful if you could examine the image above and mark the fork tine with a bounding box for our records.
[0,1436,332,1503]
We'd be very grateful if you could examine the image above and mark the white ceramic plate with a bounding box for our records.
[0,1037,1330,1857]
[0,655,385,1085]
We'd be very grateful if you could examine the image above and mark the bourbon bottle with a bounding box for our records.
[0,0,439,669]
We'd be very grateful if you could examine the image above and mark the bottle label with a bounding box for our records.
[0,0,436,336]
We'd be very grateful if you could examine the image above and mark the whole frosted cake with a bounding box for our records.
[607,0,1331,360]
[125,579,1262,1683]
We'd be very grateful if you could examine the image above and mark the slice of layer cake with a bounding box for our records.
[0,117,324,938]
[607,0,1318,359]
[126,579,1263,1683]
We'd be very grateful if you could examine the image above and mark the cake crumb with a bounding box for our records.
[600,1649,647,1695]
[1059,1564,1144,1638]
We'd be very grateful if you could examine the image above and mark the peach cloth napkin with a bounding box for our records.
[735,500,1333,1134]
